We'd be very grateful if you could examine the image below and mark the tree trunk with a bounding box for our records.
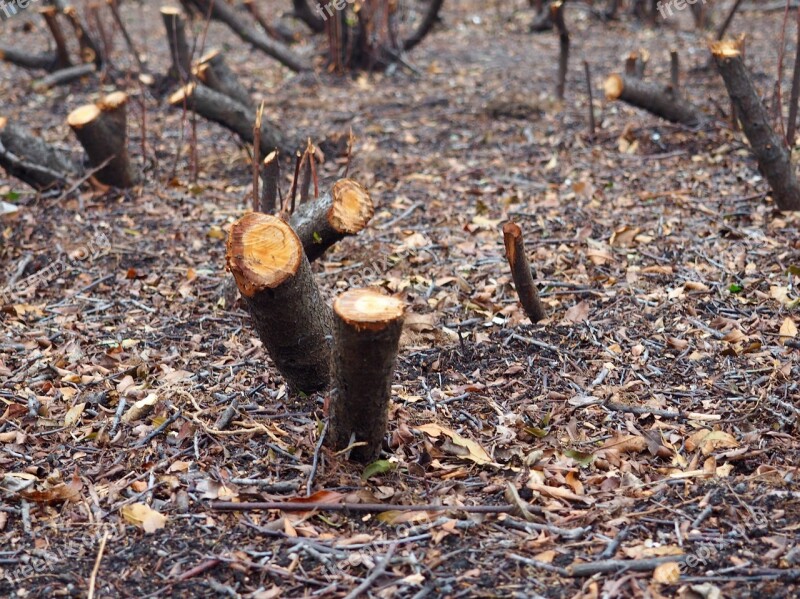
[67,91,138,188]
[185,0,310,72]
[0,118,76,190]
[169,83,293,155]
[711,41,800,211]
[226,213,332,394]
[161,6,192,81]
[604,74,706,127]
[503,222,546,323]
[289,179,374,262]
[195,50,254,110]
[329,288,405,463]
[293,0,325,34]
[551,1,569,101]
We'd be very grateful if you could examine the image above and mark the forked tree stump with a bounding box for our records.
[161,6,191,81]
[711,41,800,211]
[169,83,292,155]
[503,222,546,323]
[328,289,405,463]
[226,214,332,394]
[289,179,374,262]
[604,74,705,127]
[67,91,138,188]
[195,50,254,110]
[39,6,72,69]
[0,118,76,190]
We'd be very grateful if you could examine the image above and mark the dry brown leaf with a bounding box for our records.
[652,561,681,584]
[564,300,590,323]
[121,503,167,533]
[416,423,492,465]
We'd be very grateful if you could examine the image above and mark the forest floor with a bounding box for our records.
[1,1,800,597]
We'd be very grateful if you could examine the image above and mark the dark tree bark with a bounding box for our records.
[551,1,569,100]
[68,91,138,188]
[161,6,192,81]
[39,6,72,69]
[503,222,546,323]
[402,0,445,52]
[712,41,800,211]
[292,0,325,33]
[168,83,293,155]
[0,46,58,72]
[63,6,103,67]
[185,0,311,72]
[195,50,254,110]
[260,150,280,214]
[289,179,374,262]
[32,63,96,92]
[226,213,333,394]
[604,73,706,127]
[0,118,76,190]
[329,288,405,463]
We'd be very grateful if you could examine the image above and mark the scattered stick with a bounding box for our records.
[226,214,332,394]
[328,289,405,463]
[569,555,686,577]
[0,118,76,190]
[211,501,517,514]
[502,222,547,323]
[68,91,139,188]
[161,6,192,82]
[711,40,800,210]
[184,0,311,72]
[551,1,569,100]
[288,179,374,262]
[306,421,327,496]
[342,543,397,599]
[195,50,254,110]
[168,83,292,155]
[87,531,109,599]
[604,73,705,126]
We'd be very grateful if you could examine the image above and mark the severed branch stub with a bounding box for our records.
[289,179,374,262]
[328,289,405,463]
[161,6,192,82]
[711,40,800,211]
[67,91,139,188]
[604,72,705,127]
[226,214,332,394]
[503,222,546,323]
[169,83,292,155]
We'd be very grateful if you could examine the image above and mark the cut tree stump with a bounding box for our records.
[67,91,138,188]
[0,118,76,190]
[184,0,310,72]
[39,6,73,69]
[503,222,547,323]
[161,6,192,81]
[169,83,292,155]
[604,73,705,127]
[711,41,800,211]
[226,213,332,394]
[63,6,103,67]
[195,50,254,110]
[328,288,405,463]
[260,150,280,214]
[289,179,374,262]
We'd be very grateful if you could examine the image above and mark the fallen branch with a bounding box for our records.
[289,179,374,262]
[604,73,706,126]
[226,213,332,394]
[711,40,800,210]
[195,50,254,110]
[211,501,517,514]
[169,83,293,155]
[185,0,311,72]
[32,63,96,92]
[0,45,58,72]
[0,118,76,190]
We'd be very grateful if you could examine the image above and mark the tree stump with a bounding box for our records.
[161,6,191,81]
[0,118,76,190]
[226,213,332,394]
[329,289,405,463]
[503,222,546,323]
[67,91,138,188]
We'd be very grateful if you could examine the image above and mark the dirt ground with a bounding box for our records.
[1,1,799,597]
